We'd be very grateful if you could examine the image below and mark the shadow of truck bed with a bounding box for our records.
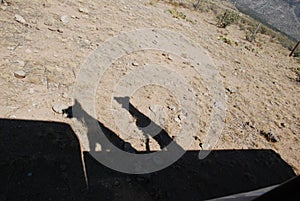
[0,118,296,201]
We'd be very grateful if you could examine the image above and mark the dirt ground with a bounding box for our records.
[0,0,299,200]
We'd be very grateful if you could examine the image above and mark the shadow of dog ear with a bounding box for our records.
[63,99,83,119]
[62,106,73,118]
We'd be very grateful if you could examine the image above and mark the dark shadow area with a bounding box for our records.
[0,98,297,201]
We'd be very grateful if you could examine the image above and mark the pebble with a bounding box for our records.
[57,28,63,33]
[48,27,57,32]
[44,17,56,26]
[234,59,241,64]
[226,87,236,94]
[14,70,26,78]
[52,103,68,114]
[7,46,14,51]
[132,62,139,66]
[149,105,159,113]
[193,135,201,141]
[17,60,25,67]
[15,14,26,24]
[60,15,69,24]
[178,114,186,121]
[267,131,280,142]
[25,49,32,54]
[1,5,6,11]
[167,55,173,61]
[260,130,280,143]
[78,7,89,14]
[29,88,34,94]
[280,122,286,128]
[9,115,17,119]
[62,92,68,98]
[174,116,181,123]
[167,105,176,111]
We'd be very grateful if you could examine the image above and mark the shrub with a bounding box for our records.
[216,10,240,28]
[167,8,186,19]
[218,35,238,46]
[294,67,300,82]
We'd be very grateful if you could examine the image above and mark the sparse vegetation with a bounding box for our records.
[216,10,240,28]
[218,35,238,46]
[162,0,300,57]
[294,67,300,82]
[238,13,300,56]
[166,8,196,24]
[245,23,261,42]
[167,8,187,19]
[149,0,160,5]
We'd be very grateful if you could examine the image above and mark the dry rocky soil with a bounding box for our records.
[0,0,299,200]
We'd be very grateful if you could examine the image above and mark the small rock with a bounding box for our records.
[1,5,7,11]
[267,131,280,142]
[25,49,32,54]
[223,134,231,142]
[83,39,90,45]
[280,122,286,128]
[234,59,241,64]
[78,7,89,14]
[260,130,280,143]
[226,87,236,94]
[149,105,159,113]
[245,121,255,129]
[132,62,139,66]
[52,103,68,114]
[9,115,17,119]
[193,135,201,141]
[7,46,14,51]
[167,55,173,61]
[48,27,57,32]
[60,15,69,24]
[29,88,34,94]
[14,70,26,78]
[62,92,68,98]
[174,116,181,123]
[44,17,56,26]
[15,14,26,24]
[178,114,186,121]
[17,60,25,67]
[167,105,176,111]
[57,28,63,33]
